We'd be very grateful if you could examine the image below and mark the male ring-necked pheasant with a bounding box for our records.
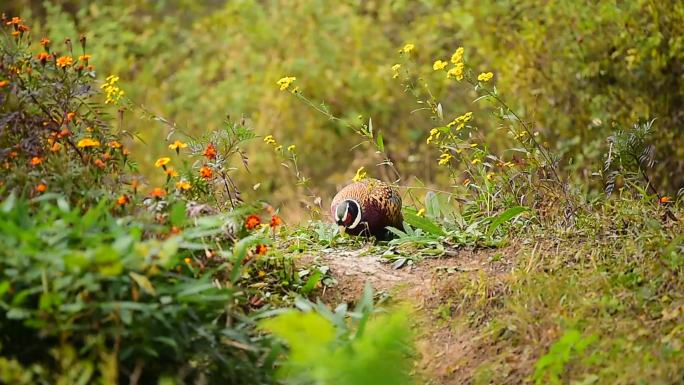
[330,178,403,240]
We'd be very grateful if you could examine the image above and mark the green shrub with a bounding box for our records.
[0,194,275,384]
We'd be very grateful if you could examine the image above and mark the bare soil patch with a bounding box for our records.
[302,245,521,384]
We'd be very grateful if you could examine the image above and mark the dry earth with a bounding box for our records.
[303,245,521,384]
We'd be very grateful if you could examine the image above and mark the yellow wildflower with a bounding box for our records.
[263,135,276,145]
[155,157,171,168]
[168,140,188,152]
[447,111,473,130]
[101,75,125,104]
[471,158,481,165]
[486,172,495,181]
[447,63,464,81]
[78,54,91,62]
[426,128,441,144]
[391,64,401,79]
[108,141,122,149]
[438,153,453,166]
[433,60,448,71]
[175,180,192,190]
[477,72,494,82]
[287,144,296,152]
[352,166,367,182]
[399,43,415,54]
[77,138,100,148]
[416,208,426,217]
[450,47,464,64]
[276,76,296,91]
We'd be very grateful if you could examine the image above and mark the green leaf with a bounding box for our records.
[130,272,156,296]
[376,132,384,152]
[402,207,445,236]
[301,271,322,295]
[487,206,528,237]
[169,202,186,227]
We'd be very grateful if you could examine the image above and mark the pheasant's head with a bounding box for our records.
[334,199,361,229]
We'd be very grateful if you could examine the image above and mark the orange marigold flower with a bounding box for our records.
[66,112,76,122]
[17,24,29,32]
[175,180,191,190]
[660,196,671,204]
[36,183,47,193]
[199,165,213,179]
[50,142,62,152]
[108,141,122,149]
[56,56,74,68]
[130,179,140,192]
[203,143,217,160]
[11,31,19,38]
[116,194,129,206]
[93,159,105,169]
[165,167,179,177]
[270,214,282,228]
[37,52,50,62]
[122,148,130,157]
[155,157,171,168]
[40,37,50,46]
[6,17,22,25]
[0,80,8,87]
[184,257,192,264]
[150,187,166,198]
[78,54,91,62]
[58,129,71,138]
[245,215,261,230]
[170,226,182,235]
[254,244,268,255]
[30,156,43,166]
[9,151,18,158]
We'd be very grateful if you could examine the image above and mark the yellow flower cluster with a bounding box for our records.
[446,47,465,81]
[477,72,494,82]
[352,166,367,182]
[433,60,448,71]
[446,111,473,131]
[426,128,441,144]
[399,43,415,54]
[438,152,453,166]
[391,64,401,79]
[287,144,296,152]
[77,138,100,148]
[276,76,296,91]
[263,135,277,145]
[447,63,464,81]
[101,75,124,104]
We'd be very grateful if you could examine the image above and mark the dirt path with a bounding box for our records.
[308,245,519,384]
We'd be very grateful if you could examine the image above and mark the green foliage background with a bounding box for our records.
[10,0,683,216]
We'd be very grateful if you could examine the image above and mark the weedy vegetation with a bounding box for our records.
[1,3,683,385]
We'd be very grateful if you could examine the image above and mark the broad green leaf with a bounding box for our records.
[402,207,445,236]
[487,206,528,237]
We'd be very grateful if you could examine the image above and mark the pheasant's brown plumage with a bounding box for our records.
[331,178,403,239]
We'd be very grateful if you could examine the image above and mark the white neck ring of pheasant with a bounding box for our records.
[334,199,362,229]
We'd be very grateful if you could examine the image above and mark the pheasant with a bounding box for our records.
[331,178,403,240]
